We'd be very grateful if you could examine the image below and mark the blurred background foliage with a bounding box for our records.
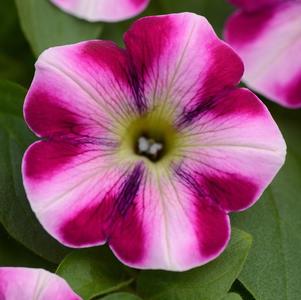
[0,0,300,299]
[0,0,233,87]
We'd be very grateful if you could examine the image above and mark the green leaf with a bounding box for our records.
[223,293,242,300]
[101,293,142,300]
[0,80,70,263]
[0,0,16,40]
[56,247,135,300]
[232,111,301,300]
[0,225,54,270]
[14,0,102,56]
[0,0,35,87]
[0,81,24,116]
[230,280,255,300]
[0,53,34,88]
[137,228,252,300]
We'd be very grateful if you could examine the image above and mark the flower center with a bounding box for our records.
[119,108,182,164]
[132,123,170,163]
[136,135,164,162]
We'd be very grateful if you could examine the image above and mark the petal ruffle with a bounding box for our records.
[50,0,149,22]
[177,88,286,212]
[225,1,301,108]
[124,13,244,115]
[0,267,81,300]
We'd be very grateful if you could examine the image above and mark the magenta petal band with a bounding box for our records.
[22,13,286,271]
[50,0,150,22]
[228,0,283,11]
[0,267,81,300]
[225,0,301,108]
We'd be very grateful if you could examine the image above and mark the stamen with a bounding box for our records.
[138,137,149,153]
[149,143,163,156]
[138,136,164,160]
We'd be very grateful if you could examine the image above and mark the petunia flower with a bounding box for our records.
[22,13,286,271]
[224,0,301,108]
[49,0,150,22]
[0,267,81,299]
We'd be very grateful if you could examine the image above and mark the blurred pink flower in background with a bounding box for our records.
[22,13,285,271]
[0,267,81,300]
[50,0,150,22]
[224,0,301,108]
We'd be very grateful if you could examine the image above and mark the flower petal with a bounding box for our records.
[23,137,148,265]
[25,40,138,140]
[50,0,149,22]
[124,13,244,114]
[116,170,230,271]
[224,1,301,108]
[131,88,285,271]
[23,41,147,261]
[0,267,80,300]
[228,0,282,11]
[178,88,286,212]
[34,155,229,271]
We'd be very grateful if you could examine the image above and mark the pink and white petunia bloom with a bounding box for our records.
[0,267,81,300]
[225,0,301,108]
[50,0,150,22]
[22,13,286,271]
